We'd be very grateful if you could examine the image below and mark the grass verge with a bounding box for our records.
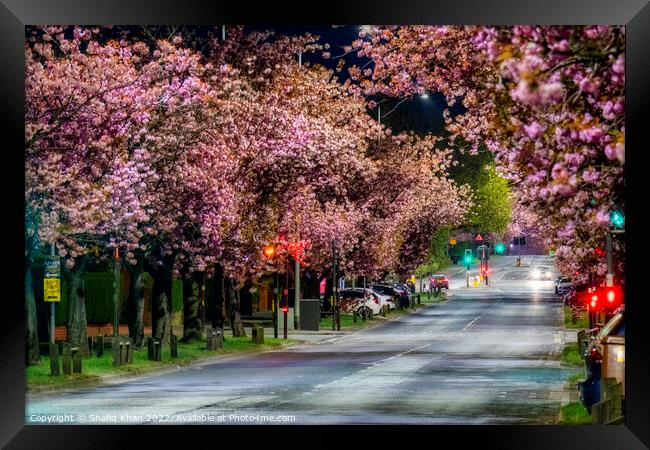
[319,314,368,330]
[566,370,584,385]
[26,336,290,389]
[561,344,584,366]
[559,402,592,425]
[563,305,588,329]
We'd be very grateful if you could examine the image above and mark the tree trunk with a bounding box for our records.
[181,271,202,343]
[209,264,225,330]
[25,253,40,365]
[150,264,172,344]
[227,277,245,337]
[65,255,89,356]
[126,255,145,348]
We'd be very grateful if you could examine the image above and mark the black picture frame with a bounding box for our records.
[2,0,649,448]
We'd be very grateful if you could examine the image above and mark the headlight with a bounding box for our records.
[545,271,552,278]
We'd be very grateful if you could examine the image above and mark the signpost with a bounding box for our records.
[44,249,61,344]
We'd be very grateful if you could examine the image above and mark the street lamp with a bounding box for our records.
[262,244,279,338]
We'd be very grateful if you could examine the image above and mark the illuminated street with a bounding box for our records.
[26,256,576,425]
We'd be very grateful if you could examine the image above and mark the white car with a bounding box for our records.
[339,289,382,316]
[555,276,574,295]
[353,288,396,310]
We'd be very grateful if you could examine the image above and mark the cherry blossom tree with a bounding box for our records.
[345,25,625,276]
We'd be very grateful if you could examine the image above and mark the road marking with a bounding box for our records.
[462,316,481,331]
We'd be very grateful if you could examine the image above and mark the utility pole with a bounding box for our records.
[606,232,613,287]
[284,257,289,340]
[607,229,625,286]
[274,273,279,338]
[113,247,120,338]
[294,259,300,330]
[332,240,340,331]
[49,243,56,343]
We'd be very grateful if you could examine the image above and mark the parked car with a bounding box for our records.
[579,306,625,412]
[430,274,449,290]
[369,284,400,303]
[352,288,395,310]
[391,283,412,308]
[338,289,382,316]
[555,276,574,295]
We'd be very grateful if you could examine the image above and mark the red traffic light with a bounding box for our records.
[594,247,605,257]
[281,306,289,313]
[589,294,599,309]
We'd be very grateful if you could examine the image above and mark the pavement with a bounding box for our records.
[26,255,580,425]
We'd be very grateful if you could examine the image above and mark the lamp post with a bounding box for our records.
[283,257,289,340]
[262,244,278,338]
[113,247,120,338]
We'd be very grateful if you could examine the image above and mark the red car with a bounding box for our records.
[430,274,449,290]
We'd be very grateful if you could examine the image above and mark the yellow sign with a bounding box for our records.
[449,239,457,245]
[44,278,61,302]
[410,275,416,283]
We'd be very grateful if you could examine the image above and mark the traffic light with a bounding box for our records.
[589,293,599,310]
[610,210,624,229]
[495,243,505,254]
[604,285,623,307]
[594,247,605,257]
[464,255,472,265]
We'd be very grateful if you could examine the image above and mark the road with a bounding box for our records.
[26,255,575,425]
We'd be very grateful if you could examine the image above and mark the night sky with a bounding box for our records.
[246,25,464,136]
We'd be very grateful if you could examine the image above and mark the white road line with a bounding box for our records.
[462,316,481,331]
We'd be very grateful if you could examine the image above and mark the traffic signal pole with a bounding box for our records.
[606,232,613,287]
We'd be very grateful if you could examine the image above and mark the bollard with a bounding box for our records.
[119,340,127,365]
[214,328,224,350]
[154,338,162,361]
[147,337,155,361]
[96,335,104,358]
[207,328,217,351]
[62,342,72,375]
[125,339,133,364]
[87,336,94,358]
[380,306,386,317]
[252,324,265,344]
[49,343,60,376]
[170,334,178,358]
[368,308,374,320]
[361,308,366,322]
[417,294,420,305]
[72,347,82,373]
[206,328,213,351]
[112,337,121,367]
[353,312,357,323]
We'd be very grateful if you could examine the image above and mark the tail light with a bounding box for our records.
[589,294,598,309]
[590,347,602,362]
[373,298,379,304]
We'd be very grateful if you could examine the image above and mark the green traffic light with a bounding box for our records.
[610,211,624,229]
[495,243,505,254]
[464,256,472,264]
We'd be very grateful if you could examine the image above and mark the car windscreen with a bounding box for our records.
[597,313,624,339]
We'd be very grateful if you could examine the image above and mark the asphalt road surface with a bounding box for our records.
[27,255,575,425]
